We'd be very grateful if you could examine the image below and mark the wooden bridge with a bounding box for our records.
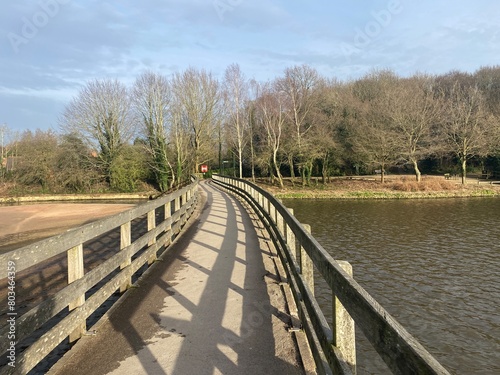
[0,176,450,374]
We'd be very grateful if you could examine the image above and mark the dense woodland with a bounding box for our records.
[1,64,500,194]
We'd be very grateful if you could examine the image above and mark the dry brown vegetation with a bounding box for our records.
[254,175,500,199]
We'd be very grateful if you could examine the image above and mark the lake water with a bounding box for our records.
[282,198,500,375]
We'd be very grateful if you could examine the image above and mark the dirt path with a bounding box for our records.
[0,203,136,253]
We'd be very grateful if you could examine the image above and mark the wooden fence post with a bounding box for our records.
[174,195,180,214]
[286,208,297,263]
[120,221,131,293]
[67,244,85,342]
[147,210,156,265]
[333,260,356,374]
[301,224,314,296]
[164,200,172,246]
[276,209,285,237]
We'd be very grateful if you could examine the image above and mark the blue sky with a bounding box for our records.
[1,0,499,133]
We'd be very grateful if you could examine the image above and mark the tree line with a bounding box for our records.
[1,64,500,193]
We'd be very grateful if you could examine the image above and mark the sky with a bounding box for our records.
[1,0,499,134]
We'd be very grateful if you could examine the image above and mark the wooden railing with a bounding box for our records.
[0,179,198,375]
[212,175,450,375]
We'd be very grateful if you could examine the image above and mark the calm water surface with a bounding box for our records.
[282,198,500,375]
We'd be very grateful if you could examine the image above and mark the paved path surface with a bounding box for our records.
[49,181,305,375]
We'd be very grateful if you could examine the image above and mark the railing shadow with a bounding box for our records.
[51,181,302,374]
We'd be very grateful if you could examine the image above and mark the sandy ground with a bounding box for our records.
[0,203,136,253]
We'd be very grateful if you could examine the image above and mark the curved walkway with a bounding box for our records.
[48,181,305,375]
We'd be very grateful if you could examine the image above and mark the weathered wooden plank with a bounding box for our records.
[119,221,132,293]
[277,232,349,374]
[147,210,157,265]
[300,224,314,297]
[67,244,85,342]
[2,260,137,375]
[333,261,356,374]
[285,208,297,262]
[0,237,145,354]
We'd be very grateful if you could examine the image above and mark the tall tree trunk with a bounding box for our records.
[300,164,307,187]
[273,150,284,188]
[288,154,295,186]
[238,146,243,178]
[250,136,255,182]
[461,158,467,185]
[321,152,329,184]
[412,159,421,182]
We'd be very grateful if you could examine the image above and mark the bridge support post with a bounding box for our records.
[301,224,314,296]
[67,243,86,342]
[333,260,356,374]
[120,221,132,293]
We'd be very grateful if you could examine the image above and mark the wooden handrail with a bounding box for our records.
[212,175,450,375]
[0,180,199,375]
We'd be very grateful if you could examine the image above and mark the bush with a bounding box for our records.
[389,177,456,192]
[109,145,151,192]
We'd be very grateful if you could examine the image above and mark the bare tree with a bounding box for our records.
[61,79,134,181]
[170,103,192,184]
[0,124,13,178]
[172,68,221,173]
[276,64,319,184]
[475,66,500,153]
[132,71,174,191]
[349,70,402,183]
[309,79,344,183]
[245,79,262,182]
[0,124,7,167]
[223,63,248,178]
[255,81,286,188]
[387,75,442,181]
[442,83,494,184]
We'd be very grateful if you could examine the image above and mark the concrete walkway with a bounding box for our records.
[49,181,305,375]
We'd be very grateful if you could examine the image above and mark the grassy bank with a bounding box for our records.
[0,192,152,204]
[0,180,159,203]
[254,176,500,199]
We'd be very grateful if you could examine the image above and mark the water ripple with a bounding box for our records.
[283,198,500,375]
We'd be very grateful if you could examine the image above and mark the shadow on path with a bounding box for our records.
[49,181,303,375]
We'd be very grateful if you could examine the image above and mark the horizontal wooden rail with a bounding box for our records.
[0,179,199,375]
[212,175,450,375]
